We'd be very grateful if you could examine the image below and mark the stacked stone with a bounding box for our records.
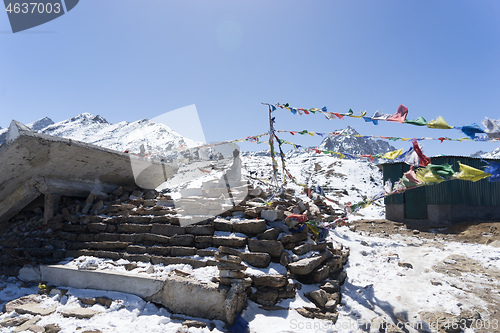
[214,246,251,288]
[0,181,351,326]
[249,274,296,308]
[237,186,344,223]
[296,280,342,322]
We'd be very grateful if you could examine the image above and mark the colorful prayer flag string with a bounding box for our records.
[271,103,500,140]
[346,160,499,215]
[275,129,500,143]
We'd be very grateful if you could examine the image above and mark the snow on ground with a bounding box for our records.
[1,150,498,332]
[3,224,498,332]
[329,227,499,332]
[242,151,386,221]
[60,256,219,284]
[0,279,225,333]
[236,227,500,333]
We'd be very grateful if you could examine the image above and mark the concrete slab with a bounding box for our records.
[38,265,166,301]
[21,264,246,325]
[0,120,177,223]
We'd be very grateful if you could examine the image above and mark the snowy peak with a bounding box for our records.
[472,147,500,159]
[39,114,202,154]
[27,117,54,131]
[337,125,359,136]
[69,113,108,124]
[318,126,395,155]
[0,112,205,157]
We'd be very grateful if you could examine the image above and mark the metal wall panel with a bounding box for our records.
[382,156,500,207]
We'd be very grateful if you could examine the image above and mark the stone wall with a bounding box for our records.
[0,184,350,324]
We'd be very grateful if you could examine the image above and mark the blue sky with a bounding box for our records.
[1,0,499,156]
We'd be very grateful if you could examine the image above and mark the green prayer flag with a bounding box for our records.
[404,116,427,126]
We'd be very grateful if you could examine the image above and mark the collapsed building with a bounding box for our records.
[0,120,349,328]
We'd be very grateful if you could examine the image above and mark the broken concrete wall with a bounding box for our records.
[19,264,245,325]
[0,120,176,224]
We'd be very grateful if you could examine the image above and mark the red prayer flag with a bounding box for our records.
[387,104,409,123]
[412,139,430,167]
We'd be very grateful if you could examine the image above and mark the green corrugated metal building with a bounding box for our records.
[382,156,500,226]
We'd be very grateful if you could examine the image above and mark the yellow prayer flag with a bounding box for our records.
[349,115,363,119]
[401,138,410,141]
[308,132,315,136]
[333,152,345,159]
[455,162,491,182]
[416,168,444,184]
[426,116,453,129]
[382,149,403,160]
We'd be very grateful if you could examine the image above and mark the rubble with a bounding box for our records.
[0,183,350,325]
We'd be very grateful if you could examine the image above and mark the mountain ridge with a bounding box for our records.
[318,125,396,155]
[0,114,203,156]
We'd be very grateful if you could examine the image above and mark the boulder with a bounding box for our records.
[218,245,242,256]
[248,239,284,257]
[308,265,330,284]
[117,224,152,234]
[60,307,103,319]
[307,289,328,308]
[251,274,287,288]
[215,252,242,264]
[169,234,195,246]
[243,207,264,218]
[288,252,328,275]
[292,243,313,256]
[320,280,340,293]
[249,289,278,306]
[183,320,207,328]
[212,218,233,232]
[212,236,247,248]
[170,246,197,256]
[218,261,247,271]
[240,252,271,268]
[257,227,281,241]
[0,317,30,328]
[44,324,61,333]
[279,231,308,246]
[4,295,56,316]
[249,187,263,197]
[185,225,214,236]
[324,299,337,312]
[232,219,267,235]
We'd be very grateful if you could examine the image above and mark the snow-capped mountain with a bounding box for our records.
[318,126,395,155]
[0,113,204,157]
[41,113,204,154]
[471,147,500,159]
[0,117,55,145]
[27,117,54,131]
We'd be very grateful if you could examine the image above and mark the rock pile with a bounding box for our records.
[0,183,350,324]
